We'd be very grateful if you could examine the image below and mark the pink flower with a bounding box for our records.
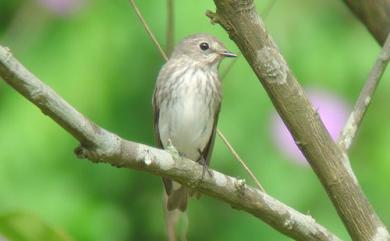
[271,88,351,165]
[38,0,85,15]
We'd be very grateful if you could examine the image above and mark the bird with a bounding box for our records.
[152,33,236,211]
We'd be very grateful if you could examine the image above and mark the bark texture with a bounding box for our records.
[208,1,389,240]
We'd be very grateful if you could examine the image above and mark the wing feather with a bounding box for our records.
[200,103,221,166]
[153,71,174,195]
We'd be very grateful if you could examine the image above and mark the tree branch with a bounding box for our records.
[338,33,390,152]
[343,0,390,46]
[0,45,341,241]
[207,1,390,240]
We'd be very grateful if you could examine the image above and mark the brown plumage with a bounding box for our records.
[152,33,236,211]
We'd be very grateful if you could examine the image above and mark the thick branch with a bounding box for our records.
[338,33,390,152]
[343,0,390,46]
[208,1,389,240]
[0,46,340,240]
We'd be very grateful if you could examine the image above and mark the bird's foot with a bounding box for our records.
[190,158,213,191]
[197,149,213,181]
[199,156,213,179]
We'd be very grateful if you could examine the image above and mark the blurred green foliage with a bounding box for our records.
[0,0,389,240]
[0,212,73,241]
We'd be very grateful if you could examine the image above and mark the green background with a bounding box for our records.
[0,0,389,240]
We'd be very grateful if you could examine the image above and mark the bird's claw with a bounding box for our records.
[199,157,213,179]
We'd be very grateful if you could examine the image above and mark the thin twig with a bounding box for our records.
[128,0,266,192]
[166,0,175,56]
[217,129,265,192]
[338,33,390,152]
[129,0,168,61]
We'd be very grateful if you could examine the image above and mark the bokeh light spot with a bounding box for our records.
[270,88,351,165]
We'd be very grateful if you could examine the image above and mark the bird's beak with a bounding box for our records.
[220,50,237,58]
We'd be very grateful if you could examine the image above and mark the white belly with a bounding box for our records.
[159,93,214,161]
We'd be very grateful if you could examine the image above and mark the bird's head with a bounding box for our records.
[171,33,236,69]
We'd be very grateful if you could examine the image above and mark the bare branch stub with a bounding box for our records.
[209,0,390,240]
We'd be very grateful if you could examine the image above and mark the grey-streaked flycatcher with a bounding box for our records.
[153,33,236,211]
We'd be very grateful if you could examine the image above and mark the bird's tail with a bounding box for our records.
[163,178,189,212]
[167,184,189,211]
[163,179,190,241]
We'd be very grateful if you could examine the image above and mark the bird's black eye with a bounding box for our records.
[199,42,209,51]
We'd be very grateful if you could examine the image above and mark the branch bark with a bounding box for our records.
[207,1,390,240]
[343,0,390,46]
[0,45,341,240]
[338,33,390,152]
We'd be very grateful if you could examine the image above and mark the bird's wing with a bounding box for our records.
[153,82,173,195]
[201,103,221,166]
[152,92,163,149]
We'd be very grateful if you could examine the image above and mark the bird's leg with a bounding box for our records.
[197,149,213,180]
[189,150,214,190]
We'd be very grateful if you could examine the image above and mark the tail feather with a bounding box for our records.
[167,185,188,211]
